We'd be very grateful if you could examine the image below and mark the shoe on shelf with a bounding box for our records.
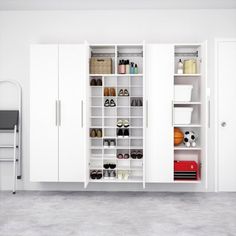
[138,99,143,107]
[131,99,135,106]
[117,153,123,159]
[131,151,137,159]
[118,170,123,180]
[124,129,129,137]
[97,79,102,86]
[103,163,110,169]
[103,170,109,180]
[96,170,102,179]
[110,140,116,148]
[124,89,129,96]
[110,88,116,96]
[90,129,97,137]
[104,87,109,96]
[104,99,110,107]
[110,99,116,107]
[136,150,143,159]
[90,79,97,86]
[104,140,109,148]
[109,163,116,169]
[118,89,124,96]
[123,170,129,180]
[117,129,123,137]
[109,170,116,179]
[96,129,102,138]
[135,99,139,107]
[90,170,97,179]
[124,153,129,159]
[117,120,123,128]
[123,120,129,128]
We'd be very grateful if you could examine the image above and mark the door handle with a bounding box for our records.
[55,100,58,126]
[58,100,61,126]
[221,122,227,127]
[208,99,210,128]
[81,100,84,128]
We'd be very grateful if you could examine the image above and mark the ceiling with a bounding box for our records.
[0,0,236,10]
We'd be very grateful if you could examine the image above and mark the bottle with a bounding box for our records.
[119,60,125,74]
[177,59,183,74]
[126,60,130,74]
[134,64,138,74]
[130,62,134,74]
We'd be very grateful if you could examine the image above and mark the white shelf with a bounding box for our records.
[174,74,201,77]
[173,102,201,105]
[174,124,202,127]
[90,74,143,77]
[174,180,201,184]
[174,146,202,151]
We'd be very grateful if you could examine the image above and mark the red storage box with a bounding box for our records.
[174,161,199,180]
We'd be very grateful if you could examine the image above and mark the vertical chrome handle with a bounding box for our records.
[55,100,58,126]
[58,100,61,126]
[81,100,84,128]
[208,99,210,128]
[146,100,148,128]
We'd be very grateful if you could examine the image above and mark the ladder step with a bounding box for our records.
[0,158,18,162]
[0,145,18,148]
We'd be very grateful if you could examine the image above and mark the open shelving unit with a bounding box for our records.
[173,44,207,183]
[88,44,145,184]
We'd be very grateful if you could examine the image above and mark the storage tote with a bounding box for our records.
[90,57,112,74]
[174,107,193,125]
[174,85,193,102]
[183,59,197,74]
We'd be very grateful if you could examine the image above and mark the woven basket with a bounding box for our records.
[90,58,112,74]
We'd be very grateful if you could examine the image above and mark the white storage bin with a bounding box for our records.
[174,107,193,125]
[174,85,193,102]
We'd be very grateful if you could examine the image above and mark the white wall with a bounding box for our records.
[0,9,236,192]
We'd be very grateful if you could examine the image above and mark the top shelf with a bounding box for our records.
[174,74,201,77]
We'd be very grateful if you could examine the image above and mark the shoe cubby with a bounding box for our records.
[88,44,144,183]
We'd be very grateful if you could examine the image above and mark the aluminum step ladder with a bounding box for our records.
[0,80,21,194]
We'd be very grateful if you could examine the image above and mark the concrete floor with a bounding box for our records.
[0,192,236,236]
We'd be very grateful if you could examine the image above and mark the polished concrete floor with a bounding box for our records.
[0,192,236,236]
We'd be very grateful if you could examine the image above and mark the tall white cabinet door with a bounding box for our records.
[58,44,86,182]
[145,44,174,183]
[218,40,236,191]
[30,45,59,182]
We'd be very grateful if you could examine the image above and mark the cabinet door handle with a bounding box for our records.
[81,100,84,128]
[55,100,58,126]
[58,100,61,126]
[146,100,148,128]
[208,99,210,128]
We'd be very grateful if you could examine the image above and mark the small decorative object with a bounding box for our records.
[183,131,198,147]
[177,59,183,74]
[174,128,184,145]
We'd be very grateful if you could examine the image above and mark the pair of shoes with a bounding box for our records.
[104,87,116,96]
[104,139,116,148]
[117,120,129,128]
[131,99,143,107]
[103,163,116,169]
[104,99,116,107]
[117,128,129,137]
[90,78,102,86]
[117,153,129,159]
[131,150,143,159]
[90,170,102,180]
[90,129,102,138]
[118,89,129,96]
[117,170,129,180]
[103,170,116,179]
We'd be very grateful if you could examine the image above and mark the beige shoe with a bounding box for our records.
[96,129,102,138]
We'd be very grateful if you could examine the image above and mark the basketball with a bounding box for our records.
[174,128,184,145]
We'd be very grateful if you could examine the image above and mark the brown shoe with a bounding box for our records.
[90,129,96,137]
[97,129,102,138]
[104,87,109,96]
[110,88,116,96]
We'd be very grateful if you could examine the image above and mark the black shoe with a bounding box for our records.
[96,170,102,179]
[135,99,139,106]
[90,170,97,179]
[136,150,143,159]
[131,99,135,106]
[124,89,129,96]
[117,129,123,137]
[97,79,102,86]
[138,99,143,107]
[124,129,129,137]
[90,79,97,86]
[131,151,137,159]
[104,99,110,107]
[118,89,124,96]
[110,99,116,107]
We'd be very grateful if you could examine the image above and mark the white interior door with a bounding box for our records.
[58,44,86,182]
[217,40,236,191]
[146,44,174,183]
[30,45,59,182]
